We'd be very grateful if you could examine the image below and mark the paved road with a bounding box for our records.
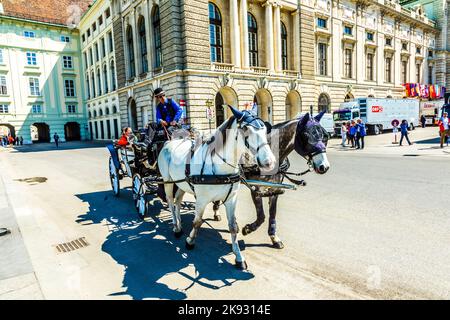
[1,128,449,299]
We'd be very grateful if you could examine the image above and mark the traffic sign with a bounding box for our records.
[391,119,400,127]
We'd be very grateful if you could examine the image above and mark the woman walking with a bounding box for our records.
[399,119,412,146]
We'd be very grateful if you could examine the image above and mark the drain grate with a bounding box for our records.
[54,237,89,253]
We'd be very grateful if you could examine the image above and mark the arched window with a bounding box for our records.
[281,22,288,70]
[138,16,148,73]
[248,13,258,67]
[88,111,92,118]
[86,74,90,99]
[103,65,108,94]
[91,72,96,97]
[110,60,116,91]
[105,107,110,115]
[99,108,103,116]
[208,2,223,63]
[318,93,330,113]
[152,6,162,69]
[112,105,117,113]
[93,110,97,117]
[126,26,136,78]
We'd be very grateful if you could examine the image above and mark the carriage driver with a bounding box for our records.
[154,88,183,127]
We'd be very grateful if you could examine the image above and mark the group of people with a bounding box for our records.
[339,119,367,149]
[1,135,23,147]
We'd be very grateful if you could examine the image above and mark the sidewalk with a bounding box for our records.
[328,126,450,158]
[0,171,43,299]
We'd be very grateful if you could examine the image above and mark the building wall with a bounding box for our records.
[79,0,121,140]
[0,15,87,143]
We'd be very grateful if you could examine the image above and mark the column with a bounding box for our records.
[292,10,300,73]
[144,0,154,73]
[240,0,249,68]
[273,3,282,72]
[264,1,274,71]
[230,0,241,68]
[132,9,140,76]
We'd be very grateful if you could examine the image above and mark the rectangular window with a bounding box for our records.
[26,52,37,65]
[344,26,352,36]
[344,48,352,78]
[0,49,3,64]
[366,53,374,81]
[24,31,35,38]
[428,66,433,84]
[95,44,99,62]
[89,48,93,65]
[428,50,433,58]
[98,15,103,26]
[108,32,114,53]
[87,29,91,37]
[385,38,392,46]
[318,43,327,76]
[83,52,88,68]
[29,77,40,96]
[82,34,86,42]
[366,32,374,41]
[317,18,327,29]
[385,57,392,83]
[402,42,408,50]
[32,104,42,113]
[416,47,421,54]
[60,36,70,43]
[92,23,97,32]
[416,63,421,83]
[63,56,73,69]
[64,79,76,97]
[401,60,408,83]
[67,105,77,114]
[0,76,7,95]
[0,105,9,113]
[101,38,106,58]
[105,8,111,19]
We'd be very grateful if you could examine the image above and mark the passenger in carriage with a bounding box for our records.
[117,127,133,147]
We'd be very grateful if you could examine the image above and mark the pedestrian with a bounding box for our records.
[8,135,14,146]
[19,136,23,146]
[420,115,426,128]
[340,122,348,147]
[399,119,412,146]
[348,120,356,148]
[355,119,367,150]
[14,136,19,145]
[438,112,450,148]
[53,132,60,148]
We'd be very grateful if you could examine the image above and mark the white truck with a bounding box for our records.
[333,98,420,135]
[419,99,444,126]
[297,112,335,136]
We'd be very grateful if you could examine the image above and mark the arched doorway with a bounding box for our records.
[286,90,301,119]
[64,122,81,141]
[31,123,50,142]
[128,98,138,131]
[214,87,238,128]
[254,89,273,123]
[344,93,354,102]
[318,93,331,113]
[0,124,15,138]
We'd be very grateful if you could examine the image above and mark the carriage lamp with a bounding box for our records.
[0,228,11,237]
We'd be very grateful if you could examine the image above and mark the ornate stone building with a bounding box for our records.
[104,0,440,131]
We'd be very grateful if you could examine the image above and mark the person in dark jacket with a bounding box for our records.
[19,136,23,145]
[355,119,367,150]
[399,119,412,146]
[348,120,356,148]
[53,133,60,148]
[154,88,182,128]
[420,115,426,128]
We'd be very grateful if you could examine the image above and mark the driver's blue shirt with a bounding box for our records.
[156,98,182,124]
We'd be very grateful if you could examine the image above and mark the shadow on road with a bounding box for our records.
[75,189,254,300]
[10,141,109,153]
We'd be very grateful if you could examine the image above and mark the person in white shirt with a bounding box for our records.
[341,123,348,147]
[439,112,450,148]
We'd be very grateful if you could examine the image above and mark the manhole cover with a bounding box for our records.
[14,177,48,185]
[54,237,89,254]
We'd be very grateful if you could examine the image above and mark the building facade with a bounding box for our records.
[79,0,122,141]
[0,0,91,143]
[400,0,450,87]
[104,0,440,134]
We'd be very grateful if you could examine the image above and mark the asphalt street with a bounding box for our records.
[1,127,449,299]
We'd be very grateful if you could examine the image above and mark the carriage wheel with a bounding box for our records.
[133,174,148,219]
[109,156,120,197]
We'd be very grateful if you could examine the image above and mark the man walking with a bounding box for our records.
[420,115,426,128]
[438,112,450,148]
[399,119,412,146]
[53,132,60,148]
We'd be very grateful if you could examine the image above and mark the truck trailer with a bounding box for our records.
[333,98,419,135]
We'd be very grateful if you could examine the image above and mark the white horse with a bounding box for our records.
[158,106,276,270]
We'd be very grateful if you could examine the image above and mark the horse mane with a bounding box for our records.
[204,116,236,154]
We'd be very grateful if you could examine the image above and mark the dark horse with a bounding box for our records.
[212,112,330,249]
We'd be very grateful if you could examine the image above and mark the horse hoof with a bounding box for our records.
[185,240,195,250]
[273,241,285,250]
[235,260,248,270]
[242,225,252,236]
[174,230,183,239]
[214,215,221,222]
